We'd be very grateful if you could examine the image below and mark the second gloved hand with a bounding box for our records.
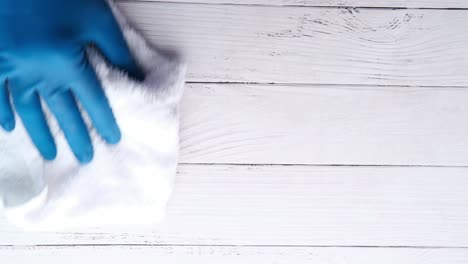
[0,0,144,163]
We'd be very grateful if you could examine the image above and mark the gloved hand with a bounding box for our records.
[0,0,144,163]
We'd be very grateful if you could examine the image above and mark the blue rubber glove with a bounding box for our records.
[0,0,144,163]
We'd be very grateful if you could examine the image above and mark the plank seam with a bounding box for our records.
[186,81,468,89]
[116,0,468,11]
[179,163,468,168]
[2,244,468,249]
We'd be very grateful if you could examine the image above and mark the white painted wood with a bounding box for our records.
[118,2,468,86]
[1,246,468,264]
[123,0,468,9]
[1,165,468,247]
[4,2,468,263]
[178,84,468,166]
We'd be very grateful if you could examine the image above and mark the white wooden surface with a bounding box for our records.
[117,2,468,86]
[1,165,468,247]
[124,0,468,8]
[180,84,468,166]
[3,0,468,263]
[2,246,468,264]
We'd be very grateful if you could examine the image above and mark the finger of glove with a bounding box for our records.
[91,11,144,81]
[10,89,56,160]
[0,78,15,131]
[72,63,121,145]
[44,90,94,163]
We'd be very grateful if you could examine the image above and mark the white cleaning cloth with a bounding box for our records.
[0,2,185,230]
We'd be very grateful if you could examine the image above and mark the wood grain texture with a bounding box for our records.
[179,83,468,166]
[1,165,468,247]
[121,0,468,9]
[3,2,468,263]
[2,246,468,264]
[118,2,468,86]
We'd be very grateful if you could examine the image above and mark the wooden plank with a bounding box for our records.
[118,2,468,86]
[122,0,468,9]
[179,83,468,166]
[1,246,468,264]
[1,165,468,247]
